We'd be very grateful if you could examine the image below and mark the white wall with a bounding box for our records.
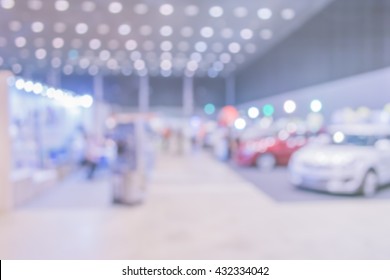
[0,71,13,212]
[239,66,390,121]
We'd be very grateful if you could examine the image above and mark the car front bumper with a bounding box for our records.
[290,165,364,194]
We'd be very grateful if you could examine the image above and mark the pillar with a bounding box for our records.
[226,74,236,106]
[93,74,104,138]
[138,75,150,113]
[0,71,13,211]
[183,75,194,116]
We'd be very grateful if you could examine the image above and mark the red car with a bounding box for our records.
[234,134,307,169]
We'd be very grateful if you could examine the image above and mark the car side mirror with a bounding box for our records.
[375,139,390,150]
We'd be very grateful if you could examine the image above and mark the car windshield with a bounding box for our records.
[333,134,382,146]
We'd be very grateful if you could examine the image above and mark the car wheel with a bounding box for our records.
[256,153,276,171]
[362,171,378,197]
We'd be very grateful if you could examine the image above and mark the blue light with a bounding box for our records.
[204,103,216,115]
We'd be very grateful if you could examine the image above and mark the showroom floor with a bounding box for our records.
[0,152,390,259]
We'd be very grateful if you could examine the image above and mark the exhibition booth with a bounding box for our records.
[0,71,93,211]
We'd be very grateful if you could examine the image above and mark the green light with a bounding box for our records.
[204,103,216,115]
[263,104,274,117]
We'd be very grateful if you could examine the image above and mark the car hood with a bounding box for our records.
[293,145,374,166]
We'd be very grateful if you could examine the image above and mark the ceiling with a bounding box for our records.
[0,0,333,79]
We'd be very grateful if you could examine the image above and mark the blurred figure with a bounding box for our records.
[176,129,184,155]
[161,127,172,152]
[84,134,102,180]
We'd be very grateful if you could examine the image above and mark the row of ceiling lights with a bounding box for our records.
[3,21,275,40]
[1,0,296,21]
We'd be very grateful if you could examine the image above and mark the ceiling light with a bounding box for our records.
[161,69,172,77]
[107,58,119,70]
[99,50,111,61]
[1,0,15,9]
[200,27,214,38]
[125,40,137,51]
[195,41,207,53]
[134,3,148,14]
[88,65,99,76]
[160,52,172,60]
[181,26,193,38]
[260,29,273,40]
[97,24,110,35]
[9,20,22,32]
[160,41,173,51]
[63,65,74,75]
[160,60,172,71]
[234,7,247,18]
[15,37,26,48]
[52,37,64,48]
[284,100,296,114]
[35,48,47,59]
[75,23,88,34]
[31,21,44,33]
[310,99,322,113]
[118,24,131,35]
[51,57,62,68]
[130,51,141,61]
[228,42,241,54]
[248,107,260,119]
[258,8,272,20]
[55,0,69,11]
[108,2,122,13]
[89,39,101,50]
[28,0,42,10]
[190,52,202,62]
[12,64,22,74]
[209,6,223,17]
[220,53,231,63]
[139,25,152,36]
[108,39,119,50]
[185,5,199,16]
[281,8,296,20]
[54,22,66,33]
[81,1,95,12]
[134,59,145,70]
[187,60,198,72]
[240,29,253,40]
[213,61,224,71]
[160,25,173,36]
[221,28,233,39]
[234,118,246,130]
[160,4,174,16]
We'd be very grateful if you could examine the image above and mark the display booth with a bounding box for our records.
[0,71,93,211]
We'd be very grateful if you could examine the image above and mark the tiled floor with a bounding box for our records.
[0,152,390,259]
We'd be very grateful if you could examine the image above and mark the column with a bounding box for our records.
[183,75,194,116]
[93,74,104,138]
[0,71,13,211]
[138,75,150,113]
[225,74,236,106]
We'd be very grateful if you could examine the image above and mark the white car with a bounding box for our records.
[289,125,390,196]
